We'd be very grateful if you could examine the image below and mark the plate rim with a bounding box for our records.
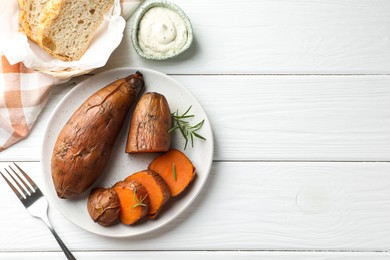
[40,67,214,238]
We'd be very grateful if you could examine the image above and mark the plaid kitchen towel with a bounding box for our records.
[0,0,142,151]
[0,56,55,151]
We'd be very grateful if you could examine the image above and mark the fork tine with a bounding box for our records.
[0,171,25,200]
[8,165,34,195]
[5,168,30,197]
[13,163,37,191]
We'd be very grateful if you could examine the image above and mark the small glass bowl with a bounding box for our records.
[131,0,193,60]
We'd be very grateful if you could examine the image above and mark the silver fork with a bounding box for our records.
[0,163,76,260]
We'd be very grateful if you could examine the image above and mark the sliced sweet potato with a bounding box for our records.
[148,149,196,197]
[126,92,171,153]
[125,170,170,218]
[112,180,150,225]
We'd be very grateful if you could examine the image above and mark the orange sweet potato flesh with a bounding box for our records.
[148,149,196,197]
[125,170,170,218]
[126,92,171,153]
[51,72,145,199]
[113,180,150,225]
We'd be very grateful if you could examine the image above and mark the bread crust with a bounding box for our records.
[18,0,35,42]
[18,0,50,43]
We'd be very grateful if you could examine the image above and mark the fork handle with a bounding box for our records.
[41,215,76,260]
[48,225,77,260]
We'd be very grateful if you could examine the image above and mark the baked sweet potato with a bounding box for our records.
[87,187,120,227]
[148,149,196,197]
[126,92,171,153]
[51,72,145,199]
[125,170,170,218]
[113,180,150,225]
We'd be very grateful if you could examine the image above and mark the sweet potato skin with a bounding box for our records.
[125,170,171,218]
[51,72,145,199]
[126,92,171,153]
[87,187,120,227]
[113,180,150,225]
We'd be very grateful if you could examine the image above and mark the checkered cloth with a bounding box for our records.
[0,0,142,151]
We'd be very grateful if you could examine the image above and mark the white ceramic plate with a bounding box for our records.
[40,67,214,237]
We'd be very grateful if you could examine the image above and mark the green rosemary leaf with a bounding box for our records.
[193,132,206,140]
[172,163,177,181]
[182,105,192,116]
[184,137,189,150]
[177,115,194,119]
[190,132,194,147]
[179,125,188,141]
[192,119,205,130]
[177,119,191,125]
[168,125,180,133]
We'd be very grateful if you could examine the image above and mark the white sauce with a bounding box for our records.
[138,7,188,57]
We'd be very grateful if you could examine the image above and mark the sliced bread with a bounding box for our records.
[36,0,115,61]
[18,0,49,43]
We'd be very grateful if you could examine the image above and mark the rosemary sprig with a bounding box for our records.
[172,162,177,181]
[169,105,206,150]
[131,189,148,209]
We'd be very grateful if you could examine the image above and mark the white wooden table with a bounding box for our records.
[1,0,390,259]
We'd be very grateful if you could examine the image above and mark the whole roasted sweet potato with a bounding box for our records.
[51,72,145,199]
[87,187,120,227]
[126,92,171,153]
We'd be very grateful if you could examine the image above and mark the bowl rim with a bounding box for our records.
[131,0,193,60]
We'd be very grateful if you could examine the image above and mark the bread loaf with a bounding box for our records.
[18,0,115,61]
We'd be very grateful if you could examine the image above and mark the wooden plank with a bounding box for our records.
[185,75,390,161]
[1,251,390,260]
[1,75,389,161]
[99,0,390,74]
[1,162,390,251]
